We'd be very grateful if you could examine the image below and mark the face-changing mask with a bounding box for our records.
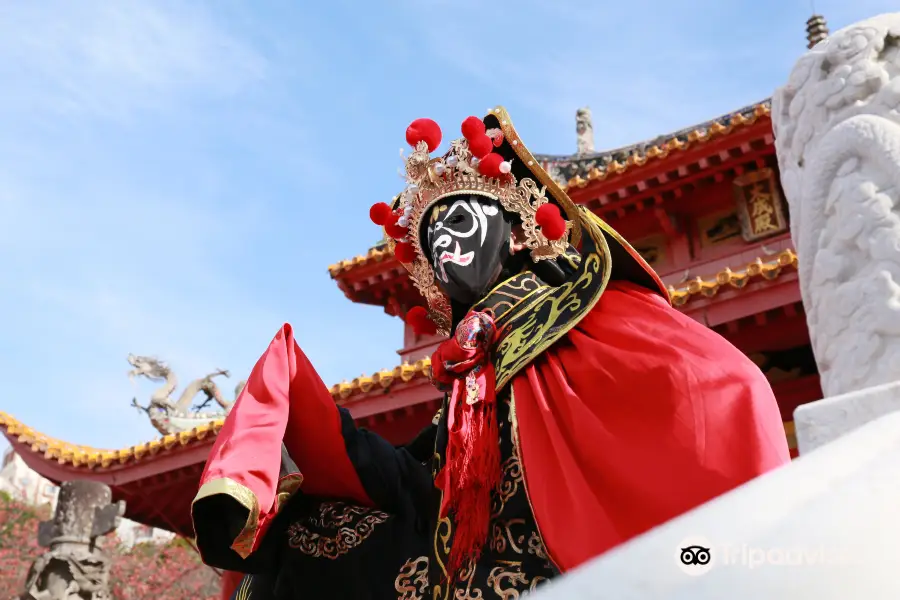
[422,194,514,307]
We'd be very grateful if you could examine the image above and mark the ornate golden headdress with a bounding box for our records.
[369,107,583,336]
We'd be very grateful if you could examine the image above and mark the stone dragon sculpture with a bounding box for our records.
[772,13,900,397]
[127,354,246,435]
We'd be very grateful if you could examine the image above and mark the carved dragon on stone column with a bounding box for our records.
[773,13,900,397]
[127,354,246,435]
[20,481,125,600]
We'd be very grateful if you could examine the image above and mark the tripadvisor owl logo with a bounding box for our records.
[676,536,715,576]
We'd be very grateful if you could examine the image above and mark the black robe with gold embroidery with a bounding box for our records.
[228,398,558,600]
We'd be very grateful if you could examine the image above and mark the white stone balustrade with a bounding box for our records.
[531,410,900,599]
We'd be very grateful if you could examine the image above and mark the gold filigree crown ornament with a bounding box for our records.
[369,112,574,337]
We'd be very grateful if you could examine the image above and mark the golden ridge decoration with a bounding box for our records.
[669,249,798,306]
[0,410,222,470]
[285,502,389,560]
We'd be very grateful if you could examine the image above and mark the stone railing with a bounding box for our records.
[531,402,900,598]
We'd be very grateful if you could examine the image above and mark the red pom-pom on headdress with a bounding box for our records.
[461,116,486,140]
[478,153,504,178]
[394,241,416,263]
[385,219,408,240]
[406,306,437,336]
[468,134,493,159]
[406,118,442,153]
[535,203,567,241]
[369,202,393,226]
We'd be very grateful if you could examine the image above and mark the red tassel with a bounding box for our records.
[442,396,501,581]
[431,311,500,583]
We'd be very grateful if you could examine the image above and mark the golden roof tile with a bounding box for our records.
[0,411,224,470]
[330,358,432,401]
[668,249,798,307]
[327,244,394,277]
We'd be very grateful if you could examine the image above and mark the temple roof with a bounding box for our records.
[327,99,773,276]
[0,411,223,470]
[535,100,771,186]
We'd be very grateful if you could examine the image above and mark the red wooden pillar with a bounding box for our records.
[221,570,243,600]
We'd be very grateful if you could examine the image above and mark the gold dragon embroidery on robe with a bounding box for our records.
[285,501,389,559]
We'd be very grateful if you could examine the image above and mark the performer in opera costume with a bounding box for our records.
[191,107,791,599]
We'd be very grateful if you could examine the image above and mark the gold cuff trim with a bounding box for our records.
[192,477,261,559]
[275,473,305,513]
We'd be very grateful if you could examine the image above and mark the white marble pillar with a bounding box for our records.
[772,13,900,452]
[772,12,900,399]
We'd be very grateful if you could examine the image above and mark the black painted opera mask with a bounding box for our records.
[422,194,515,306]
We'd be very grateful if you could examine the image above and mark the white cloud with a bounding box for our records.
[0,2,267,120]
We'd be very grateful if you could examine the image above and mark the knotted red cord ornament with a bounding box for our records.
[535,203,567,240]
[394,241,416,264]
[406,118,442,152]
[405,306,437,336]
[431,311,500,582]
[369,202,393,226]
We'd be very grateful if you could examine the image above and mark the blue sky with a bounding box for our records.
[0,0,894,453]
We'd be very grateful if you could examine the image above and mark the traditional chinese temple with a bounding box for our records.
[0,17,831,597]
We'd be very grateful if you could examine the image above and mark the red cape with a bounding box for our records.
[512,281,790,570]
[194,283,789,568]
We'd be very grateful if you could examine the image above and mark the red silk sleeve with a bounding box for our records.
[512,281,790,572]
[192,323,372,559]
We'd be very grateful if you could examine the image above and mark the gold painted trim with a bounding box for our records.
[275,472,305,513]
[234,574,253,600]
[192,477,261,559]
[670,249,798,307]
[487,106,582,248]
[492,206,612,391]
